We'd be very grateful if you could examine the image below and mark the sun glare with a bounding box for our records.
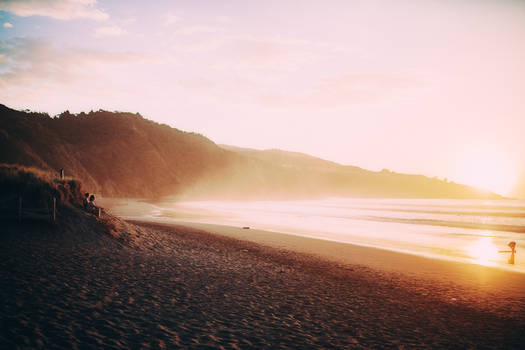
[457,151,517,196]
[466,237,499,266]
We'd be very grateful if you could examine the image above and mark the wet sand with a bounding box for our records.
[1,213,525,349]
[169,221,525,296]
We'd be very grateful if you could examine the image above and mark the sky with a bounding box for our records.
[1,0,525,195]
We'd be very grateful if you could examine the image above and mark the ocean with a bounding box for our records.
[105,197,525,273]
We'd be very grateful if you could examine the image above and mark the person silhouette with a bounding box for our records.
[500,241,517,265]
[87,194,96,213]
[508,241,516,265]
[83,193,90,210]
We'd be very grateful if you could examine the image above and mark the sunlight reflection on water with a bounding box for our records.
[466,237,500,266]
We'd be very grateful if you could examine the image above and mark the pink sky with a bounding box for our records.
[1,0,524,195]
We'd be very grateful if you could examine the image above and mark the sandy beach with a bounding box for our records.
[1,211,525,349]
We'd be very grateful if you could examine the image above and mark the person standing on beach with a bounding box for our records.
[508,241,516,265]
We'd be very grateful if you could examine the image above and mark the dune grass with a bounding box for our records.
[0,164,83,210]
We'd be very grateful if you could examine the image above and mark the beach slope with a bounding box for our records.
[1,215,524,349]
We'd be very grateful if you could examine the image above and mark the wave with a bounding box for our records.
[333,206,525,218]
[357,215,525,233]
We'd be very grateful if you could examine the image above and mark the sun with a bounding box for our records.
[456,150,517,196]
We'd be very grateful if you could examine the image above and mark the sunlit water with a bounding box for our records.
[103,198,525,273]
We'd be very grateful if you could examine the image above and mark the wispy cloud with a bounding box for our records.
[219,34,317,71]
[176,25,222,36]
[258,74,423,109]
[0,0,109,21]
[169,31,321,71]
[0,37,150,97]
[3,22,13,28]
[163,13,181,26]
[94,25,127,37]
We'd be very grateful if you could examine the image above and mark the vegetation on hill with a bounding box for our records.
[0,104,232,197]
[0,104,502,199]
[0,163,83,209]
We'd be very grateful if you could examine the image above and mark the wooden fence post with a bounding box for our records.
[18,196,22,223]
[52,197,56,222]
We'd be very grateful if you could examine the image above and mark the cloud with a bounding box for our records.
[179,77,257,94]
[94,25,127,37]
[3,22,13,28]
[258,74,422,109]
[170,31,320,72]
[0,37,150,93]
[0,37,171,116]
[163,13,181,26]
[176,25,222,36]
[320,74,418,92]
[224,35,315,71]
[0,0,109,21]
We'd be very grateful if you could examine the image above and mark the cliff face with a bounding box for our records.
[0,105,501,199]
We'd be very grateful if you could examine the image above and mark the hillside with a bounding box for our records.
[0,104,233,197]
[0,104,501,199]
[211,145,501,199]
[220,145,351,171]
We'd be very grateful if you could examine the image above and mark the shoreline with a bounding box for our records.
[99,196,525,273]
[130,219,525,297]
